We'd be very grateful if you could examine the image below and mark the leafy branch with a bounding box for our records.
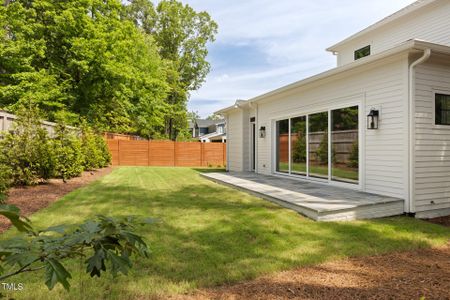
[0,204,153,291]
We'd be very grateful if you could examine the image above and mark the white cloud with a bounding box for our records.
[184,0,417,117]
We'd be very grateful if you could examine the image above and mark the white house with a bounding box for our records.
[216,0,450,219]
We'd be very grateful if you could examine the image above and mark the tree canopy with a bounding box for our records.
[0,0,217,139]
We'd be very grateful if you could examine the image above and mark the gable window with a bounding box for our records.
[435,93,450,125]
[354,45,371,60]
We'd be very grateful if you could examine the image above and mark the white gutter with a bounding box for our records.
[408,48,431,214]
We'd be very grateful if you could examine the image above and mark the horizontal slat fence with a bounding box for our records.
[107,140,226,167]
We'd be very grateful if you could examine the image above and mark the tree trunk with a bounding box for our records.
[4,0,11,6]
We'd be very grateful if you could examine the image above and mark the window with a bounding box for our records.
[276,119,289,173]
[290,116,306,176]
[331,106,359,183]
[308,112,328,179]
[435,93,450,125]
[274,106,359,185]
[354,45,370,60]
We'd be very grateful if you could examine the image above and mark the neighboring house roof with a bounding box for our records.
[195,119,217,128]
[193,119,225,128]
[326,0,437,52]
[216,40,450,114]
[199,132,226,141]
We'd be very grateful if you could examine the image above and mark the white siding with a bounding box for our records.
[227,109,244,172]
[335,1,450,66]
[414,58,450,217]
[256,55,409,199]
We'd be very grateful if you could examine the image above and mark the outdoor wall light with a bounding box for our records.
[259,126,266,138]
[367,109,379,130]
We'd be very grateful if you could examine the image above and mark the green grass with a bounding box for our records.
[279,162,359,181]
[3,167,449,299]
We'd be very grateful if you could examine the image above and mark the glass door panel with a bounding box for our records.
[276,119,289,173]
[290,116,306,175]
[331,106,359,183]
[308,112,328,179]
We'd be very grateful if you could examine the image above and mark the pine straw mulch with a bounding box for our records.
[176,243,450,300]
[0,167,112,233]
[427,215,450,227]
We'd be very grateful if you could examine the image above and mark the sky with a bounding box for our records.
[184,0,417,118]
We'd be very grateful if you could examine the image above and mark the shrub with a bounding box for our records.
[80,122,110,170]
[347,140,359,168]
[316,131,328,164]
[0,106,54,186]
[95,134,111,168]
[0,164,12,203]
[52,123,84,181]
[292,134,306,163]
[80,123,102,170]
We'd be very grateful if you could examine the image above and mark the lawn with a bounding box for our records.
[3,167,450,299]
[279,162,359,181]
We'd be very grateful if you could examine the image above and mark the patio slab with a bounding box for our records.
[201,172,404,221]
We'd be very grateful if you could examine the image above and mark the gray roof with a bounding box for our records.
[195,119,225,128]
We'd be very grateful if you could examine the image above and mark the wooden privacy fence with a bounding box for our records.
[278,130,358,163]
[107,140,226,167]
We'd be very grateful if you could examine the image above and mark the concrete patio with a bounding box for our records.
[201,172,404,221]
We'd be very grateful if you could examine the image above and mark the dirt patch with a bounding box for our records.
[177,244,450,300]
[0,167,112,233]
[427,215,450,227]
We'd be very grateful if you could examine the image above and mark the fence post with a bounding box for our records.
[173,141,176,166]
[223,143,226,166]
[200,143,204,167]
[118,140,121,166]
[147,140,150,166]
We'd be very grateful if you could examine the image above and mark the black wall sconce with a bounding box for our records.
[367,109,379,130]
[259,126,266,138]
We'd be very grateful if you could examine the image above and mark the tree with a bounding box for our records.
[0,204,151,291]
[125,0,218,139]
[0,0,168,137]
[207,113,222,121]
[187,110,200,121]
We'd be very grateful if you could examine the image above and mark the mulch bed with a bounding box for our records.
[0,167,112,233]
[175,243,450,300]
[427,215,450,227]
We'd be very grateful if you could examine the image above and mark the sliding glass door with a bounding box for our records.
[276,119,289,173]
[331,106,359,183]
[275,105,359,185]
[290,116,306,176]
[308,112,328,179]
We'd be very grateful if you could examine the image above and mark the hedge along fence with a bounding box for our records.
[107,140,226,167]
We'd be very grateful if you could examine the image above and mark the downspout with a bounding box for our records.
[408,48,431,214]
[255,103,259,173]
[225,113,230,172]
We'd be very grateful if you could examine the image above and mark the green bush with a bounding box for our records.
[0,164,12,203]
[52,124,84,181]
[95,134,111,168]
[0,106,54,186]
[347,140,359,168]
[80,124,100,171]
[316,131,328,164]
[80,122,110,170]
[292,134,306,163]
